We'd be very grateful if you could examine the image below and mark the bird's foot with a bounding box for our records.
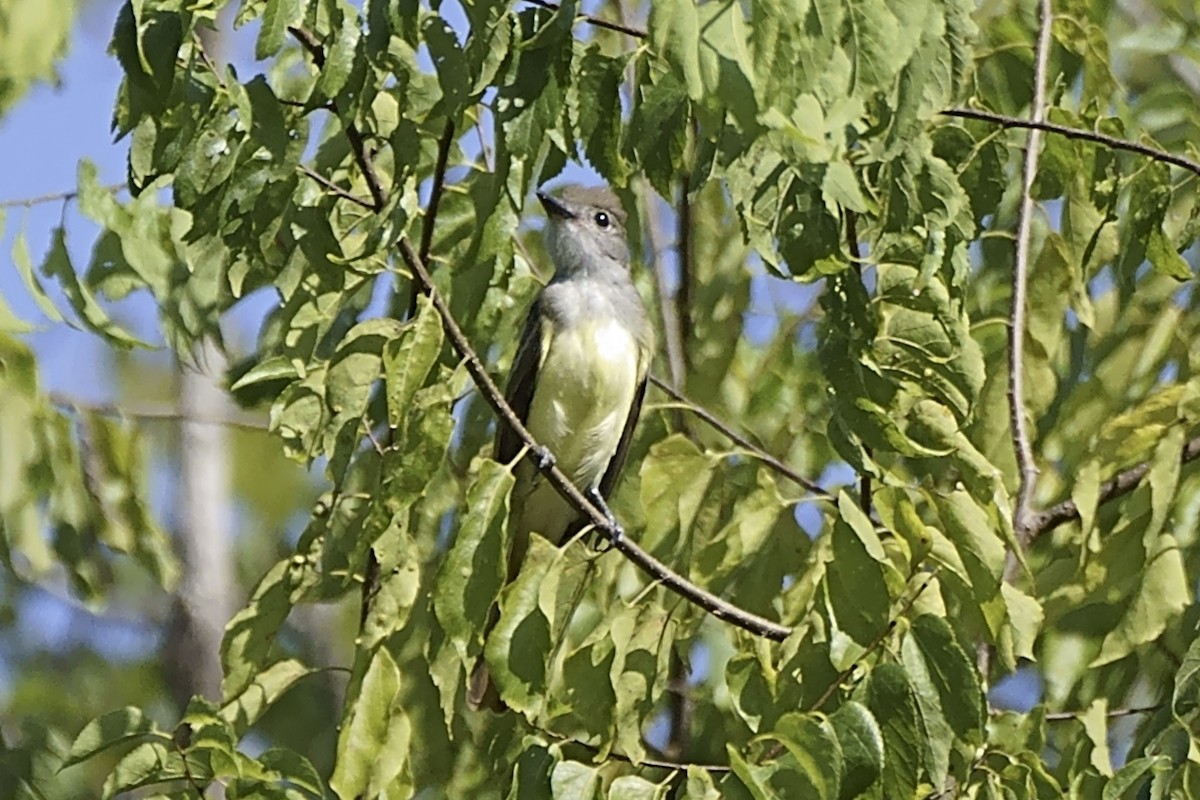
[586,487,623,550]
[533,446,556,471]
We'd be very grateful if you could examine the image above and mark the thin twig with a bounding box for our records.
[297,165,375,210]
[398,240,793,642]
[288,26,387,212]
[524,0,647,38]
[1028,433,1200,537]
[49,393,268,432]
[1041,705,1161,722]
[941,108,1200,179]
[0,184,125,209]
[1008,0,1053,543]
[649,375,830,497]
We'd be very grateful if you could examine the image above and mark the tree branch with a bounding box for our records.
[524,0,647,38]
[398,240,793,642]
[288,26,387,212]
[297,165,375,210]
[407,117,456,318]
[648,375,830,498]
[49,393,269,432]
[1041,704,1160,722]
[1008,0,1053,543]
[0,184,126,209]
[941,108,1200,179]
[1029,433,1200,537]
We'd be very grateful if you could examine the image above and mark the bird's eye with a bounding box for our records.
[594,211,611,228]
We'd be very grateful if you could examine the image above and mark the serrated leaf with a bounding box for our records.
[826,492,890,648]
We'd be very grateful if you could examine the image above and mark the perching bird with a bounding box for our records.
[468,185,654,710]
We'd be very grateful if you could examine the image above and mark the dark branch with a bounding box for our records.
[524,0,647,38]
[942,108,1200,179]
[649,375,830,497]
[420,118,456,266]
[398,240,793,642]
[297,165,375,210]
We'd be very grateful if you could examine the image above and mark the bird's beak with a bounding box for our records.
[537,191,575,220]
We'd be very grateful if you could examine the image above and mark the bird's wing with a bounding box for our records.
[496,297,548,464]
[596,370,648,500]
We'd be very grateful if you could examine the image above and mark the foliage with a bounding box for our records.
[4,0,1200,797]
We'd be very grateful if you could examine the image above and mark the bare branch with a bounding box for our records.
[1008,0,1053,542]
[649,374,830,498]
[398,239,793,642]
[676,176,695,373]
[942,108,1200,179]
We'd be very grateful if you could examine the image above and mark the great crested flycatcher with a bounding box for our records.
[468,185,654,710]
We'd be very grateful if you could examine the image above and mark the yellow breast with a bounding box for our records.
[525,317,641,490]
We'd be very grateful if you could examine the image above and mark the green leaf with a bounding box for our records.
[63,708,165,769]
[257,0,304,60]
[905,615,984,741]
[384,295,444,429]
[828,702,883,798]
[330,645,410,798]
[11,226,63,323]
[826,492,890,650]
[433,459,513,656]
[1093,533,1190,666]
[40,227,144,347]
[1102,756,1169,800]
[649,0,702,101]
[608,775,667,799]
[866,664,922,800]
[551,759,600,799]
[1173,637,1200,719]
[485,536,559,714]
[219,659,312,733]
[101,741,191,799]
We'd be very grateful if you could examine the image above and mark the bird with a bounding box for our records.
[468,184,655,710]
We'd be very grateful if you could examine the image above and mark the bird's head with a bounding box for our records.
[537,185,630,279]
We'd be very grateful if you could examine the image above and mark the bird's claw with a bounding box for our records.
[586,487,623,550]
[534,446,556,471]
